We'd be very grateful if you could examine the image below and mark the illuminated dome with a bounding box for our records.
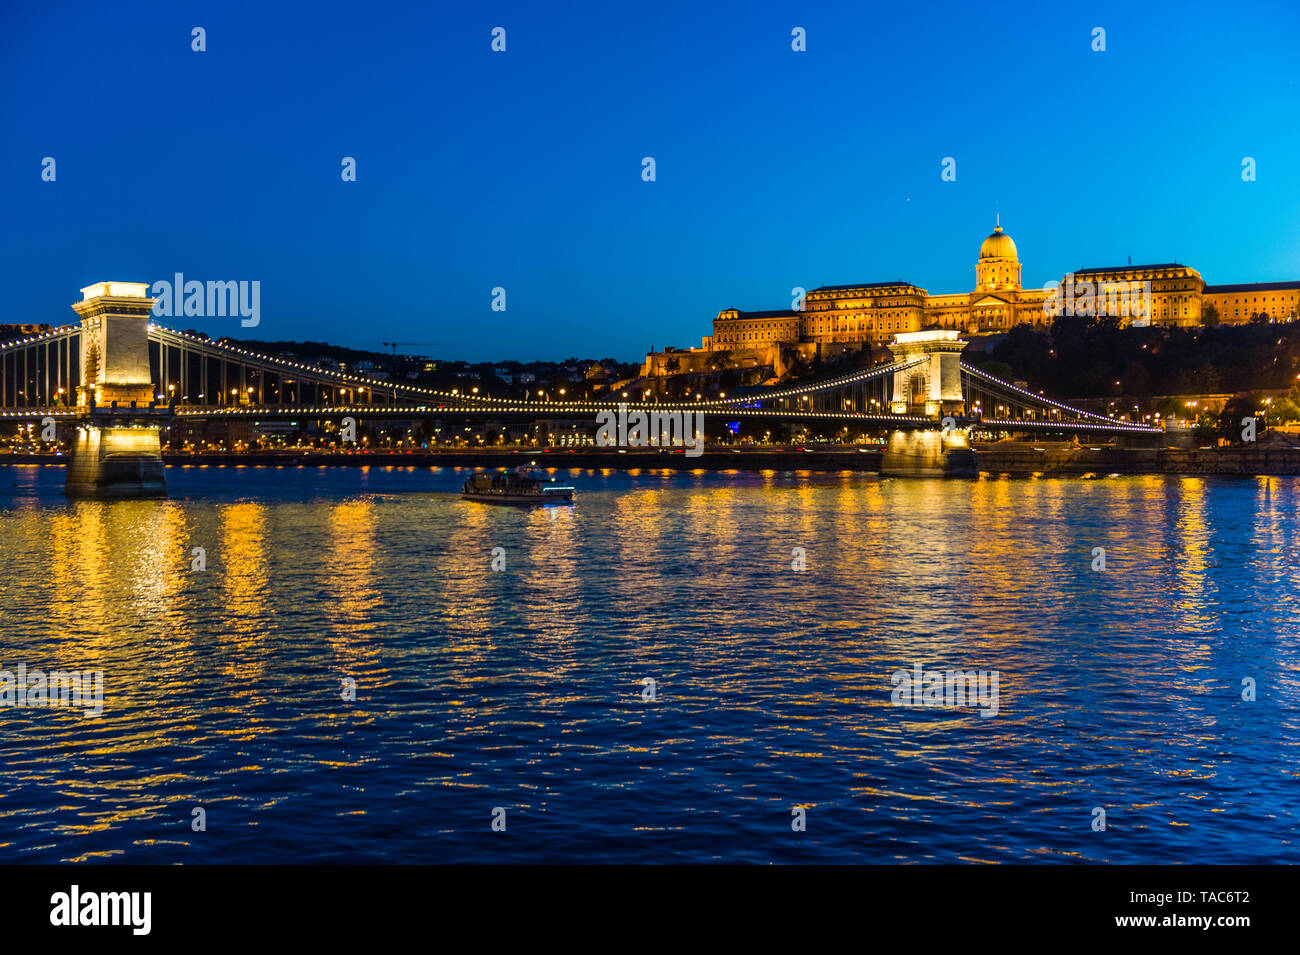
[979,224,1018,260]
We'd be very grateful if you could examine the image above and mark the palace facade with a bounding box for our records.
[702,222,1300,352]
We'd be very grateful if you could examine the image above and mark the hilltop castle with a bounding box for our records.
[644,222,1300,377]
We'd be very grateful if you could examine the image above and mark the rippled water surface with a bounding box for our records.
[0,463,1297,863]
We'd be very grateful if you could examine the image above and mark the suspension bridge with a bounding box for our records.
[1,282,1160,494]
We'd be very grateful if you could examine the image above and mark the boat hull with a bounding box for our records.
[461,489,574,506]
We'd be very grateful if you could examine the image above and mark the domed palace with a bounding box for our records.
[975,220,1020,290]
[696,220,1300,359]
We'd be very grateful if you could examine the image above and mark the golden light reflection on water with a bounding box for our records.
[520,503,581,641]
[435,490,499,663]
[7,473,1275,685]
[609,486,668,569]
[1171,478,1211,621]
[3,469,1298,862]
[219,501,270,684]
[683,481,746,567]
[125,503,187,619]
[325,499,383,659]
[47,508,97,637]
[1251,476,1285,564]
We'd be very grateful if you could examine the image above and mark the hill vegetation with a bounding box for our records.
[963,316,1300,399]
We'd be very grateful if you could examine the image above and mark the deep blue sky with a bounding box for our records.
[4,0,1299,361]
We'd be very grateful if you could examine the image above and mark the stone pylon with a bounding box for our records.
[889,329,967,416]
[883,329,976,477]
[65,282,168,498]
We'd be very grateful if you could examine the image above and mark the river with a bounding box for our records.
[0,464,1295,862]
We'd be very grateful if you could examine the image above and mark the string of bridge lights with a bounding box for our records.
[0,325,1160,432]
[960,363,1120,424]
[0,325,80,352]
[0,402,1163,432]
[7,325,923,414]
[974,418,1161,434]
[170,405,937,423]
[149,326,504,404]
[702,356,927,406]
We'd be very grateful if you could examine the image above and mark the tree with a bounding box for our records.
[981,360,1017,382]
[1269,395,1300,423]
[1214,394,1265,442]
[1121,360,1152,398]
[1202,302,1221,326]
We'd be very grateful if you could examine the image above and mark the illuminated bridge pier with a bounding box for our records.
[879,329,975,477]
[65,282,167,498]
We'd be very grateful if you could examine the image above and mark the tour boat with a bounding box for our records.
[461,465,575,505]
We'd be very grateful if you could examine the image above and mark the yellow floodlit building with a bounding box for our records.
[702,221,1300,352]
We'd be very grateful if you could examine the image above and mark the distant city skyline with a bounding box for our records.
[3,0,1299,361]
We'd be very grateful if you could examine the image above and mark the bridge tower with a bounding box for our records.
[889,329,966,416]
[65,282,167,498]
[883,329,976,477]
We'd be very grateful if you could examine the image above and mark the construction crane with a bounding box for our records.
[382,342,439,356]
